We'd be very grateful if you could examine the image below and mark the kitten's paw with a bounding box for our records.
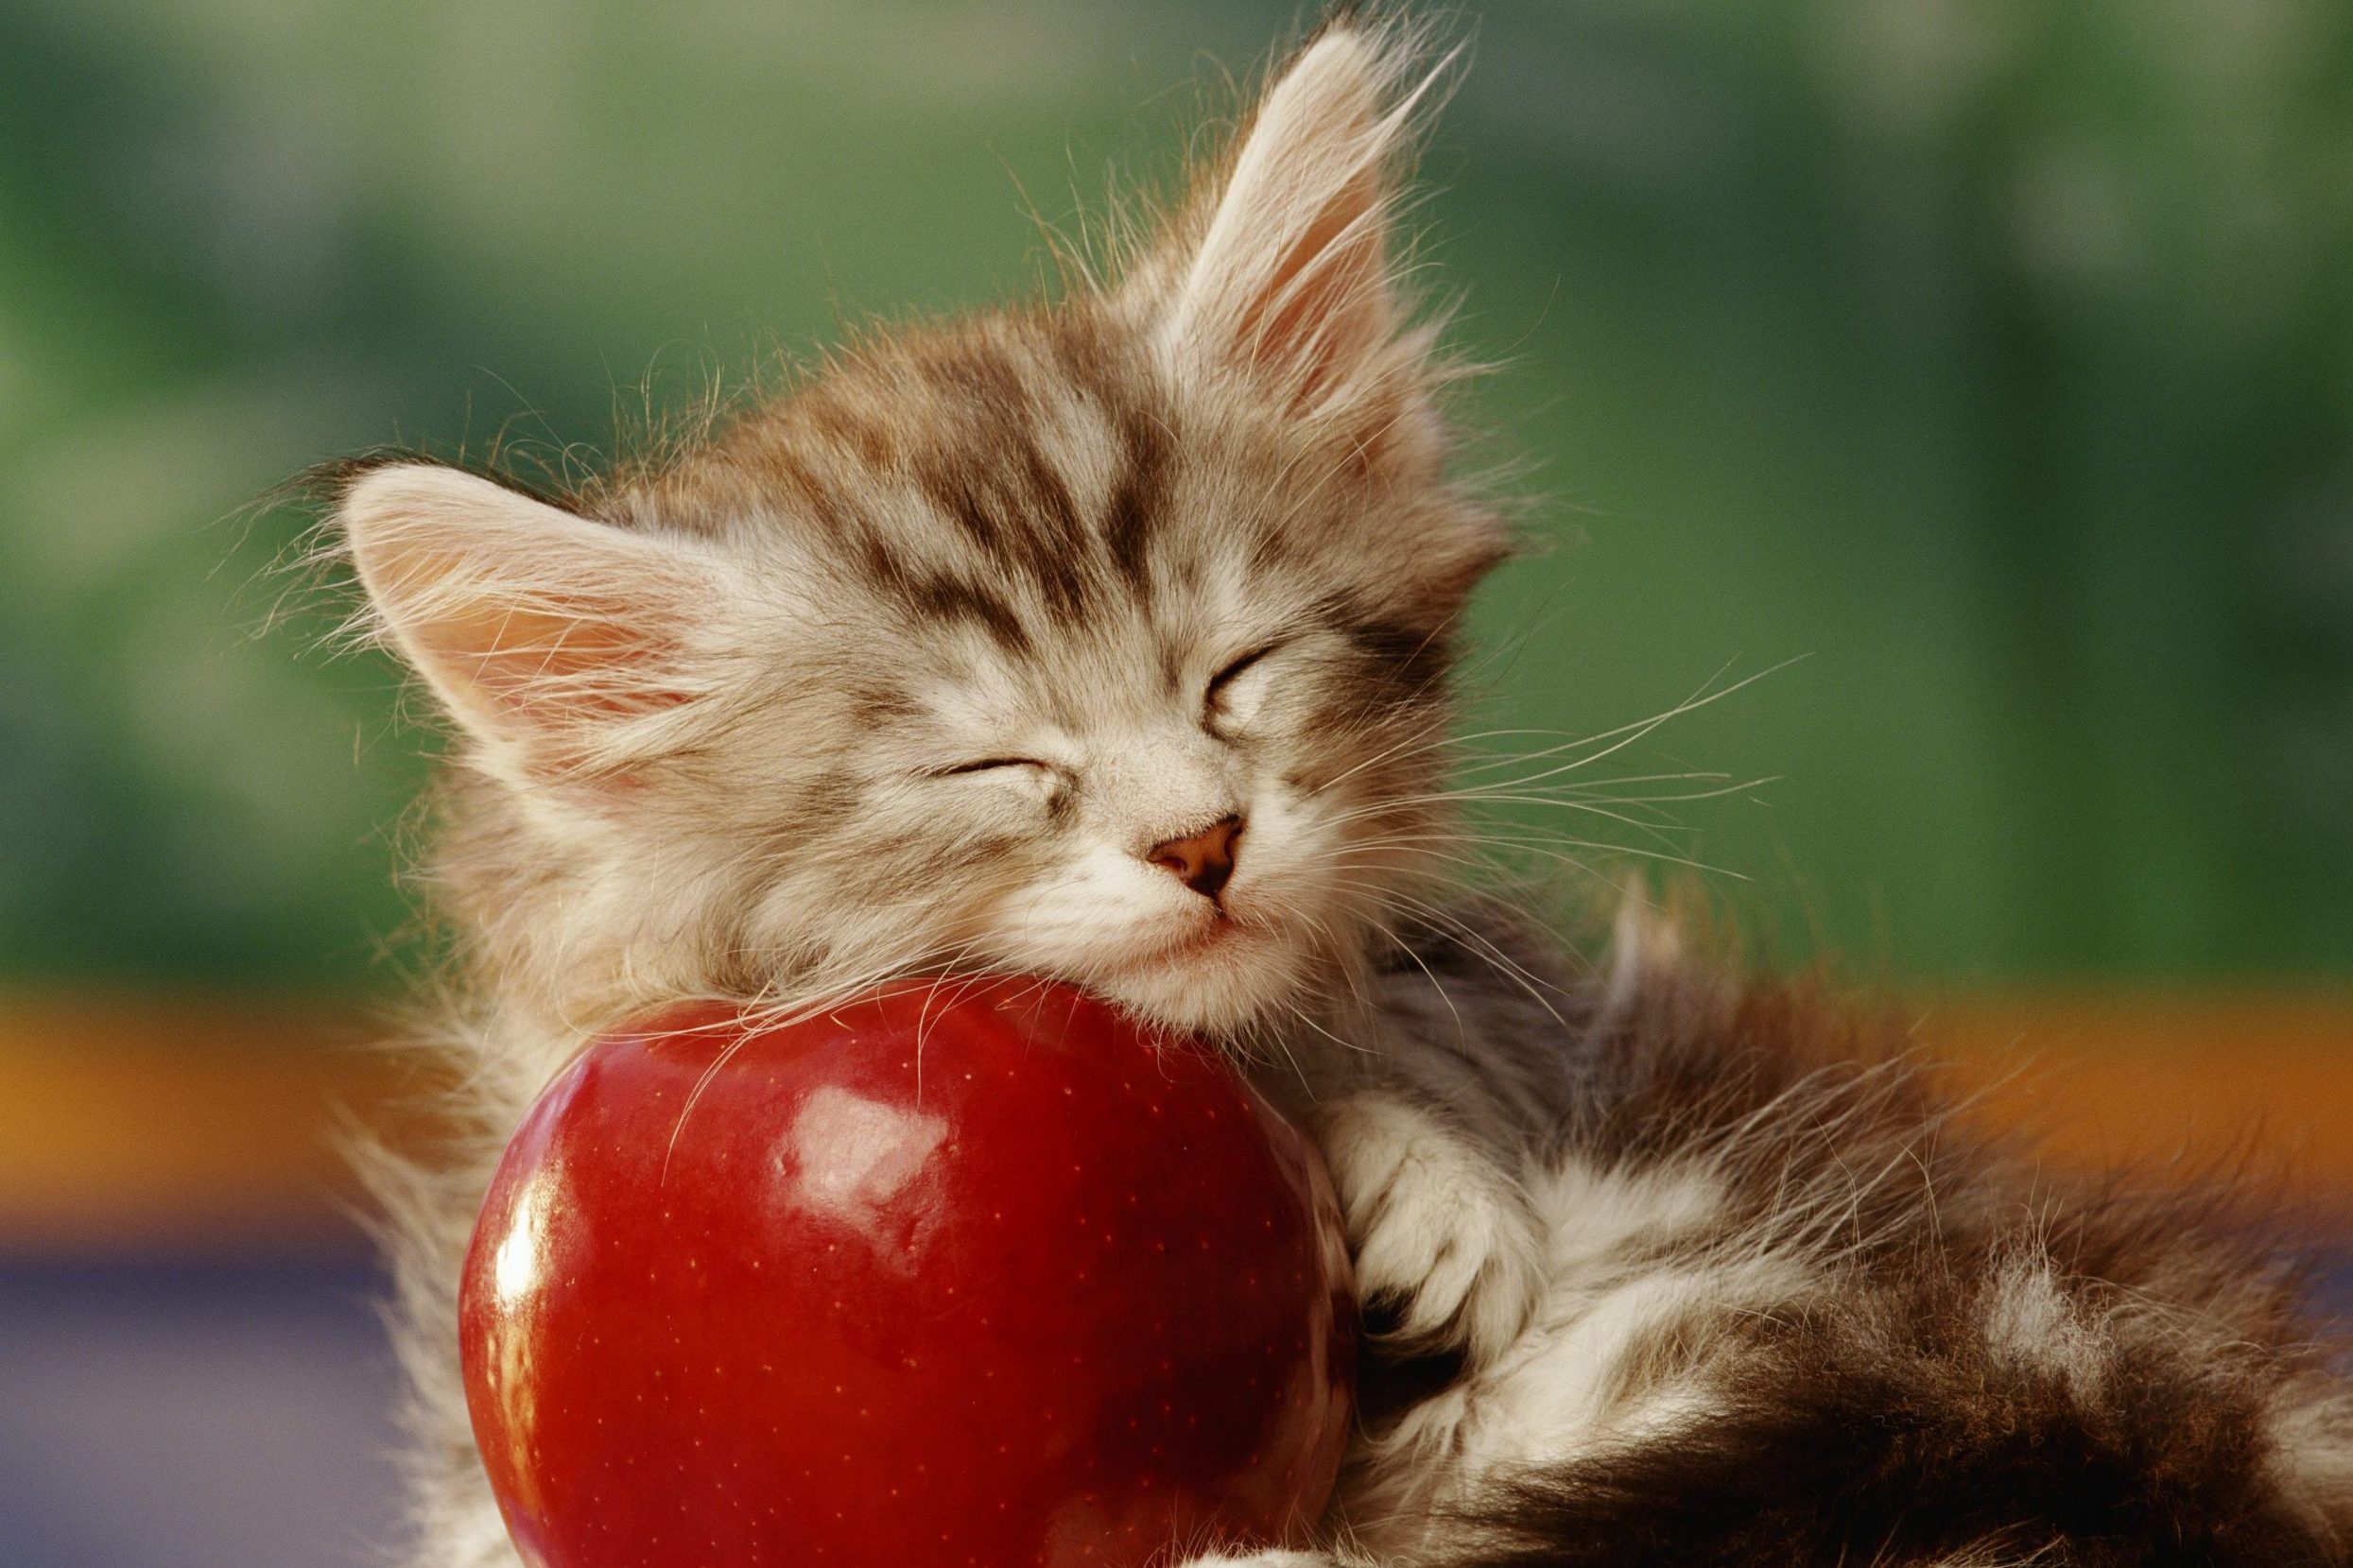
[1176,1555,1336,1567]
[1315,1095,1546,1366]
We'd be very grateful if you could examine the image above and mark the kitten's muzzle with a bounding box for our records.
[1145,815,1243,902]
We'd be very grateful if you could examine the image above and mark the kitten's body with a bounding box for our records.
[326,20,2353,1568]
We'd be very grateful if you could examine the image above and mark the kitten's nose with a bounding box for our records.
[1145,815,1243,901]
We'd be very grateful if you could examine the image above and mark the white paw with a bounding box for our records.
[1177,1555,1335,1567]
[1315,1094,1546,1366]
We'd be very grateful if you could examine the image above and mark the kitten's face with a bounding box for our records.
[336,27,1497,1038]
[889,612,1398,1033]
[642,322,1483,1034]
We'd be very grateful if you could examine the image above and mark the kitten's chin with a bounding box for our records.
[1084,925,1312,1038]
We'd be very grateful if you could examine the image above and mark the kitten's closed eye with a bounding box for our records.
[929,757,1054,779]
[1205,645,1280,729]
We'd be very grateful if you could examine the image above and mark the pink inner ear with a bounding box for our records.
[418,594,692,725]
[1242,164,1391,405]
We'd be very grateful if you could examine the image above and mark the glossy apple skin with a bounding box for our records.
[459,980,1356,1568]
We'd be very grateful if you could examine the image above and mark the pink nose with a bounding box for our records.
[1146,815,1243,900]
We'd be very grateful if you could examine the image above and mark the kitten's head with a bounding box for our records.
[333,24,1502,1039]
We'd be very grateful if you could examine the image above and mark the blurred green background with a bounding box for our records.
[4,0,2349,996]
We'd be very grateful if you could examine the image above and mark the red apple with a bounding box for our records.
[459,979,1356,1568]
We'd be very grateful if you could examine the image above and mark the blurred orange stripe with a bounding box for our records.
[0,995,414,1248]
[1923,992,2353,1202]
[0,991,2345,1247]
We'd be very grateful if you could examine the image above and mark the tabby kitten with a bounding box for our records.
[325,19,2353,1568]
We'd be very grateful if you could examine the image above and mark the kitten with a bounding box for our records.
[320,18,2353,1568]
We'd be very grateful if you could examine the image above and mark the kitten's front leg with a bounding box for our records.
[1314,1093,1547,1366]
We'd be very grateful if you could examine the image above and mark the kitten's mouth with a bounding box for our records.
[1157,904,1281,967]
[1165,917,1239,959]
[1086,905,1299,1034]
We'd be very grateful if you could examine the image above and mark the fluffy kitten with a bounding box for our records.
[321,19,2353,1568]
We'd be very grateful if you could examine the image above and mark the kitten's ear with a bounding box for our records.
[336,462,723,775]
[1147,25,1445,424]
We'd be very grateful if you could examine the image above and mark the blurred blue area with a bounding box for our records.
[0,1255,404,1568]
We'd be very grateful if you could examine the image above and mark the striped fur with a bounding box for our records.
[313,16,2353,1568]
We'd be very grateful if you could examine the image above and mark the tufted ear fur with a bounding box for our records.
[336,463,728,779]
[1145,24,1449,451]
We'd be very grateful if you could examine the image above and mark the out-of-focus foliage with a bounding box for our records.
[1,0,2347,991]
